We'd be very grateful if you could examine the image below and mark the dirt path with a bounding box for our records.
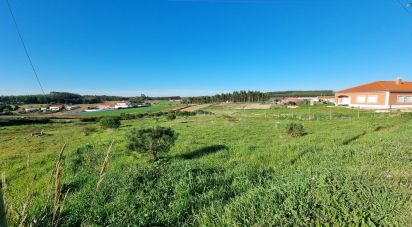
[234,103,272,110]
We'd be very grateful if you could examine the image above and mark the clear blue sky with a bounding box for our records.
[1,0,412,96]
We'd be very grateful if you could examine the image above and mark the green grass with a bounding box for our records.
[1,105,412,225]
[82,105,172,117]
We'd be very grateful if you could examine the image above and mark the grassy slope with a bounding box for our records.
[1,105,412,225]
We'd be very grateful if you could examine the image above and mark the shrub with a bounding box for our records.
[286,122,306,137]
[126,126,178,160]
[166,113,176,121]
[81,126,97,136]
[80,117,98,122]
[100,117,121,129]
[0,117,50,126]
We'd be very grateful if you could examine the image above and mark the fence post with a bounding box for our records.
[0,173,7,227]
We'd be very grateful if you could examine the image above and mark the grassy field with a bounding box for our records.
[1,104,412,225]
[81,105,171,117]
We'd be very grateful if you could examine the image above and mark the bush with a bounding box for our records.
[166,113,177,121]
[126,126,178,160]
[80,117,98,122]
[81,126,97,136]
[0,117,50,126]
[100,117,121,129]
[286,122,306,137]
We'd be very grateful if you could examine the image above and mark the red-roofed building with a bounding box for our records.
[335,77,412,109]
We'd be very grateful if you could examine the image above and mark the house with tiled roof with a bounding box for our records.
[335,77,412,109]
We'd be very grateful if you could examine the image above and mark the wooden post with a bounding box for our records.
[0,173,7,227]
[358,108,360,118]
[329,109,332,120]
[308,108,311,120]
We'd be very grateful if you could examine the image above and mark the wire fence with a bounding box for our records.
[233,107,412,121]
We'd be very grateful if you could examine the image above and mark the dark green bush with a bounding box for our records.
[100,117,121,129]
[79,117,98,122]
[126,126,178,160]
[286,122,306,137]
[166,113,176,121]
[0,117,51,126]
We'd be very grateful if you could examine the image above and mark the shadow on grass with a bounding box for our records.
[342,131,366,145]
[290,147,318,164]
[176,145,228,160]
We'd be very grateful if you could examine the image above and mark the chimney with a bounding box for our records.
[396,77,402,85]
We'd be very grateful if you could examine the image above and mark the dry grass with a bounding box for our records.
[96,140,115,192]
[52,144,66,225]
[234,103,272,110]
[181,104,211,112]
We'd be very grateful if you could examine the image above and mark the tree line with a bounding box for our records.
[0,92,154,105]
[182,90,334,104]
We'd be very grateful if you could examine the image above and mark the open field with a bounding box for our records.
[81,105,173,117]
[180,104,212,112]
[1,104,412,225]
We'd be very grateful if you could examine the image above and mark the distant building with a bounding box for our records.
[49,105,63,112]
[281,97,306,105]
[335,77,412,109]
[65,106,80,110]
[114,101,133,109]
[98,103,115,110]
[317,96,336,104]
[25,108,39,113]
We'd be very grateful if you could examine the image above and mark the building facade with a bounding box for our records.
[335,78,412,109]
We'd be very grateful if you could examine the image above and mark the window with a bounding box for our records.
[356,96,366,103]
[367,96,377,103]
[398,96,405,103]
[406,96,412,103]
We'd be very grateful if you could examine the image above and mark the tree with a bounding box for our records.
[126,126,178,160]
[100,117,121,129]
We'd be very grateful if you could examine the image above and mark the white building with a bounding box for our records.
[65,106,80,110]
[114,101,133,109]
[49,105,63,112]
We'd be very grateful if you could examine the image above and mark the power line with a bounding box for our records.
[5,0,46,95]
[393,0,412,18]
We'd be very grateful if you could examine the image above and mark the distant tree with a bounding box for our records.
[100,117,121,129]
[126,126,178,160]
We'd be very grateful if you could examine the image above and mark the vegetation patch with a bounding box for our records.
[286,122,306,137]
[126,126,178,160]
[100,117,121,129]
[0,117,51,126]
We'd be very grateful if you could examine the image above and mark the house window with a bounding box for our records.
[398,96,405,103]
[356,96,366,103]
[367,96,377,103]
[406,96,412,103]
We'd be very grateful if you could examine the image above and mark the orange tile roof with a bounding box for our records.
[338,81,412,93]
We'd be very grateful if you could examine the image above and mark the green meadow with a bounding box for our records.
[81,105,173,117]
[1,104,412,225]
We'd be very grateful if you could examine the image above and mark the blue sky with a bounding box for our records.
[1,0,412,96]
